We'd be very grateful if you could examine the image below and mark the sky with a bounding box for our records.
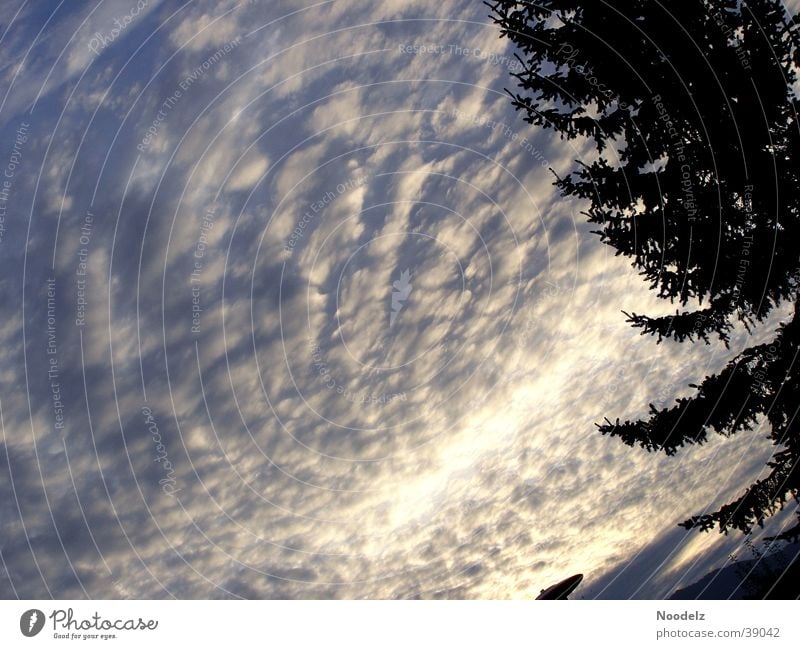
[0,0,798,600]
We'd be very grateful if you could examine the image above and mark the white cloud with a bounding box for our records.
[1,0,793,600]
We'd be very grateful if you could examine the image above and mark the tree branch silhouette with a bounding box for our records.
[489,0,800,538]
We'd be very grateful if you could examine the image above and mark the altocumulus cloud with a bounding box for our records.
[0,0,796,600]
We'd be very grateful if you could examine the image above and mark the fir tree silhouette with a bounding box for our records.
[489,0,800,539]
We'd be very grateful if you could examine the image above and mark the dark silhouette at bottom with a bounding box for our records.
[536,574,583,600]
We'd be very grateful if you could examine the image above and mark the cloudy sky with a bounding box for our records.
[0,0,797,600]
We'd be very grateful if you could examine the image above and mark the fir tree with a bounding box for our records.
[489,0,800,538]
